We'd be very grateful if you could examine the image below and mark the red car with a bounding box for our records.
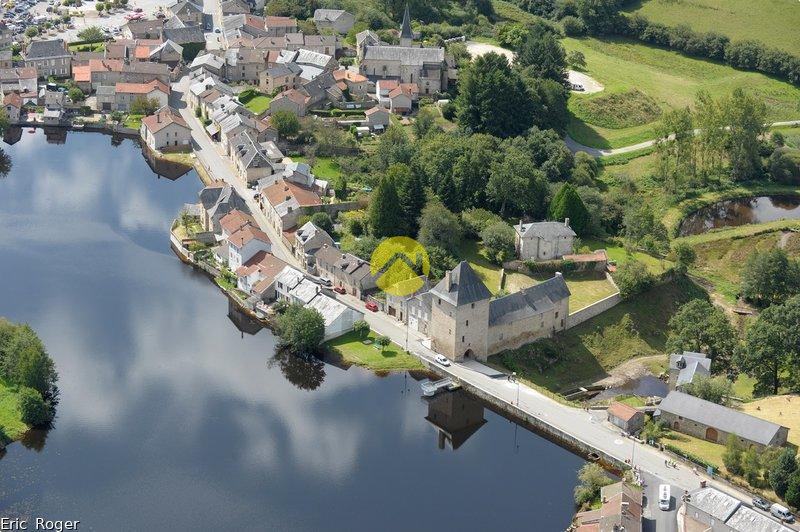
[334,286,346,294]
[365,301,378,312]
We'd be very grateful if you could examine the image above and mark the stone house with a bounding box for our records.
[573,482,642,532]
[259,63,301,94]
[607,401,645,435]
[24,39,72,78]
[313,244,377,299]
[0,67,38,93]
[230,131,278,185]
[198,181,250,233]
[0,50,13,69]
[313,9,355,34]
[293,221,334,269]
[657,391,789,450]
[260,178,322,232]
[365,105,390,130]
[122,18,165,40]
[388,83,416,114]
[190,54,225,79]
[668,351,711,391]
[224,48,268,83]
[140,106,192,152]
[264,16,298,37]
[385,276,431,322]
[3,92,21,123]
[0,23,13,50]
[514,219,576,261]
[166,0,203,26]
[113,80,170,112]
[269,88,309,116]
[333,69,370,96]
[428,262,570,362]
[148,40,184,66]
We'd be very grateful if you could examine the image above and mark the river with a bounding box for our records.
[679,195,800,236]
[0,131,585,530]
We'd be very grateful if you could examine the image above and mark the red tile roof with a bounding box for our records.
[72,64,91,82]
[115,79,170,95]
[608,401,641,422]
[263,179,322,208]
[141,106,189,134]
[220,209,256,235]
[4,92,22,108]
[228,224,271,248]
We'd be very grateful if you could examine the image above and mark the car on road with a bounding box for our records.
[333,286,346,294]
[365,301,378,312]
[658,484,671,511]
[752,496,771,511]
[434,354,451,366]
[309,276,331,287]
[771,503,795,523]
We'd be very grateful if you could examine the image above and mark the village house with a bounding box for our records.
[333,69,370,96]
[230,131,278,185]
[85,59,171,90]
[274,266,305,301]
[226,223,272,271]
[0,23,13,50]
[0,67,38,94]
[122,18,166,40]
[140,106,192,152]
[514,219,576,261]
[161,26,205,47]
[219,0,250,21]
[224,47,269,83]
[270,88,310,116]
[0,50,12,69]
[313,244,377,299]
[260,177,323,232]
[264,16,298,37]
[24,39,72,78]
[148,40,184,66]
[198,181,250,233]
[113,80,170,112]
[235,250,289,299]
[3,92,22,123]
[190,53,226,80]
[427,262,570,361]
[573,482,642,532]
[668,351,711,390]
[385,276,431,323]
[284,33,338,56]
[218,112,277,153]
[388,83,417,114]
[682,486,792,532]
[657,391,789,450]
[365,105,390,130]
[259,63,302,94]
[305,292,364,340]
[607,401,645,435]
[219,208,256,239]
[313,9,355,34]
[276,49,338,79]
[293,221,335,268]
[166,0,204,26]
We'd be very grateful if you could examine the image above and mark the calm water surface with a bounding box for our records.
[0,131,584,530]
[679,195,800,236]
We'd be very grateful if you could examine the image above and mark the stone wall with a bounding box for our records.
[566,273,621,329]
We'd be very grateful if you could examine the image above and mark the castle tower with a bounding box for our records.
[429,261,491,361]
[400,4,413,47]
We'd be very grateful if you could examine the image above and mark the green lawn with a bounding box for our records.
[492,0,546,25]
[563,36,800,149]
[293,156,342,180]
[238,88,272,115]
[624,0,800,55]
[124,114,143,130]
[488,276,706,392]
[0,378,28,446]
[583,238,673,275]
[324,331,425,371]
[456,239,618,310]
[68,42,105,52]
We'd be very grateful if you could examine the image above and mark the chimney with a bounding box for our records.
[444,270,451,290]
[564,218,570,227]
[519,218,523,230]
[157,113,161,123]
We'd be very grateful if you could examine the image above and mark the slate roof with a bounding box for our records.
[725,505,793,532]
[306,293,353,326]
[362,45,444,65]
[314,9,349,22]
[162,26,205,44]
[277,48,333,69]
[274,266,305,291]
[516,220,576,239]
[231,131,272,170]
[658,391,786,446]
[676,360,711,387]
[267,63,302,78]
[26,39,69,59]
[669,351,708,371]
[430,261,492,307]
[400,4,413,40]
[688,487,741,522]
[488,274,570,327]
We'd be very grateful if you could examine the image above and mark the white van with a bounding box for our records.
[659,484,671,511]
[771,503,795,523]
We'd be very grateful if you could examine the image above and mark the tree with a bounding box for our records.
[129,96,160,116]
[344,235,381,261]
[487,146,546,217]
[614,259,655,300]
[77,25,104,41]
[573,463,613,507]
[623,204,669,254]
[332,174,348,200]
[654,107,696,192]
[276,304,325,355]
[25,26,39,38]
[455,52,535,138]
[96,2,105,12]
[567,50,586,70]
[548,183,590,235]
[368,174,404,238]
[571,151,599,186]
[481,221,516,265]
[497,22,529,50]
[271,110,300,139]
[412,106,439,138]
[722,434,743,475]
[427,246,458,282]
[18,387,49,427]
[770,448,797,498]
[742,446,762,486]
[786,471,800,509]
[436,173,459,212]
[373,126,412,170]
[577,0,623,35]
[562,16,587,36]
[376,336,391,353]
[741,249,800,307]
[725,88,767,181]
[682,375,733,405]
[672,241,696,274]
[417,201,462,254]
[310,212,333,235]
[396,166,425,235]
[67,87,84,103]
[666,299,736,372]
[353,320,370,339]
[516,29,567,85]
[769,148,800,185]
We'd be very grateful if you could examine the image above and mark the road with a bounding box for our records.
[171,76,300,267]
[642,472,680,532]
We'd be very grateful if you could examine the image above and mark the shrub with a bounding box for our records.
[481,221,516,264]
[461,208,503,238]
[562,15,586,36]
[18,387,50,427]
[353,320,369,339]
[613,259,655,299]
[723,434,744,476]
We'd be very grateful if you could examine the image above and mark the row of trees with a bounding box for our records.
[0,319,59,428]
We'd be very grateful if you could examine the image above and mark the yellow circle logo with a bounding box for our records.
[370,237,430,296]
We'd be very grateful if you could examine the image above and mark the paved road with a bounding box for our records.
[642,472,680,532]
[171,76,300,267]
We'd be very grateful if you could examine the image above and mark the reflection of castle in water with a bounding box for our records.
[424,390,486,450]
[43,127,67,145]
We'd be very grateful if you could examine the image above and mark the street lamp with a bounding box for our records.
[512,371,520,406]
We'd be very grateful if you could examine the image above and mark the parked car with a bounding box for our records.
[309,276,331,287]
[333,286,346,294]
[752,497,771,511]
[365,301,378,312]
[658,484,671,511]
[771,503,795,523]
[434,354,451,367]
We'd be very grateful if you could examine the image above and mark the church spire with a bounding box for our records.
[400,4,413,46]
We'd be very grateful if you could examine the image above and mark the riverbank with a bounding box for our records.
[0,378,28,448]
[324,331,425,372]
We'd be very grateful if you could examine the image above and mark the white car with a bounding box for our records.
[659,484,671,511]
[434,354,451,367]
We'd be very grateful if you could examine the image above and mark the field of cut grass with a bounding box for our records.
[293,156,342,180]
[324,331,424,371]
[0,378,28,446]
[624,0,800,55]
[741,395,800,448]
[488,277,706,392]
[238,88,272,115]
[583,238,673,275]
[563,36,800,149]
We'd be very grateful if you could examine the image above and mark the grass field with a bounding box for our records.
[741,395,800,448]
[456,239,618,310]
[0,378,28,446]
[583,238,674,274]
[624,0,800,55]
[488,277,706,392]
[124,114,143,130]
[238,89,272,115]
[293,156,343,180]
[563,36,800,149]
[324,331,424,371]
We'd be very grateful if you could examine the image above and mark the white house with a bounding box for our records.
[514,219,576,261]
[306,293,363,340]
[226,224,272,271]
[140,106,192,152]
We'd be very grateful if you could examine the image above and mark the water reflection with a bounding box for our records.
[679,195,800,235]
[268,347,327,391]
[424,390,486,450]
[227,300,264,336]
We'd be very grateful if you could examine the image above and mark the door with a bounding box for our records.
[705,427,719,442]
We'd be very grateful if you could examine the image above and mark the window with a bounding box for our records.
[555,311,559,318]
[461,336,464,343]
[465,320,468,326]
[471,303,475,309]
